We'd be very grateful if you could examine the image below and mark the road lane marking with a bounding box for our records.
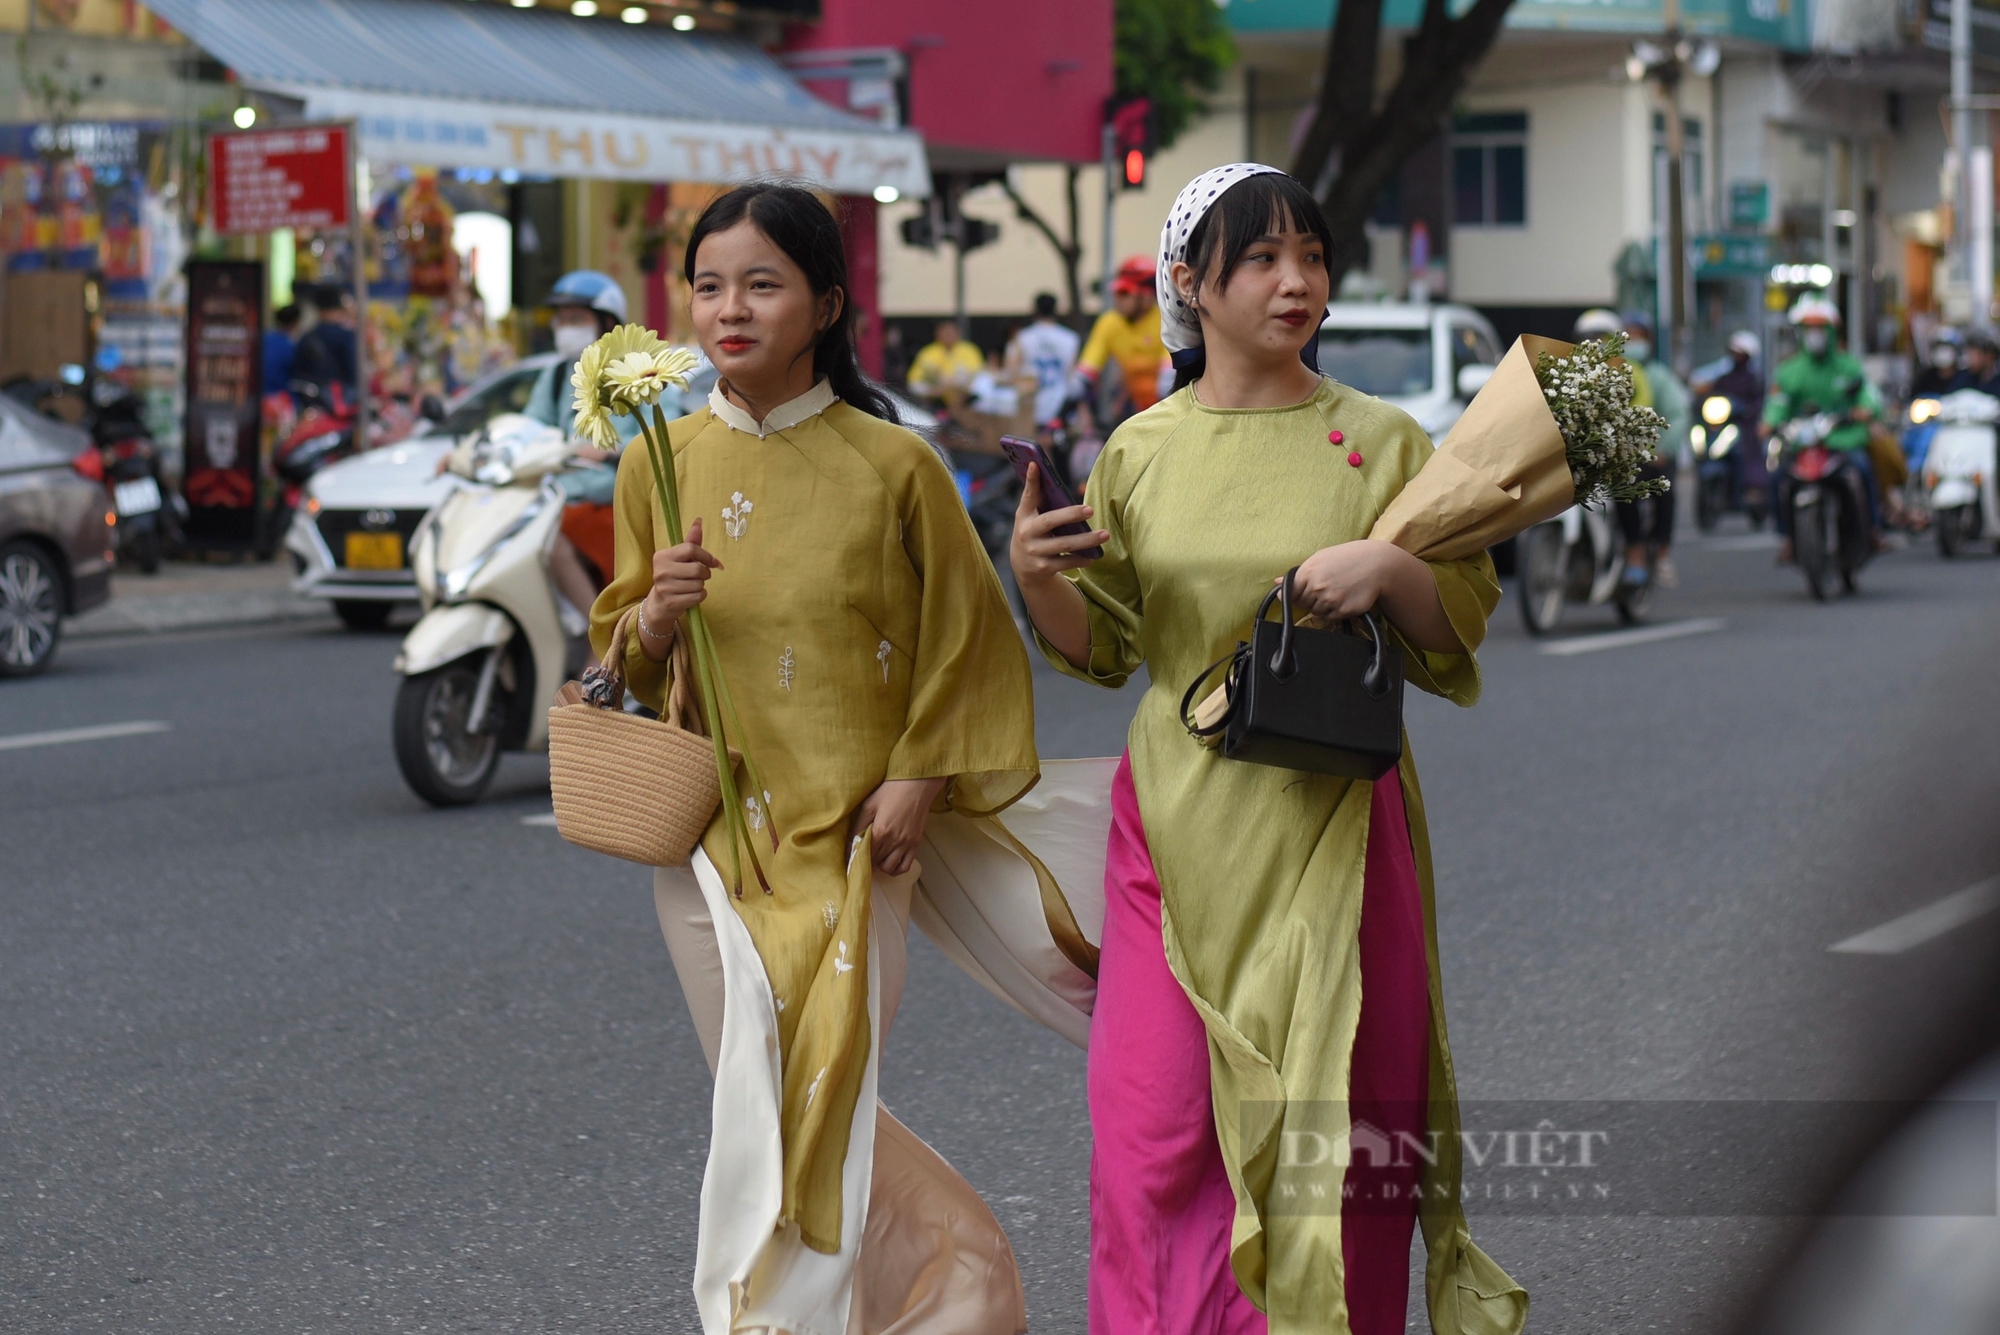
[1695,534,1781,552]
[521,812,558,827]
[0,720,172,752]
[1537,618,1726,657]
[1829,877,2000,955]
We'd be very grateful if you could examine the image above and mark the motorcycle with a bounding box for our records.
[1690,393,1768,531]
[1772,411,1873,599]
[1922,388,2000,557]
[6,361,176,572]
[267,380,363,550]
[1516,501,1653,635]
[393,414,585,806]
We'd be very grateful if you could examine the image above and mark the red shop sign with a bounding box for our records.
[208,123,352,235]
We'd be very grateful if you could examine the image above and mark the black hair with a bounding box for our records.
[274,303,301,330]
[683,182,896,423]
[1171,173,1333,392]
[1033,292,1059,318]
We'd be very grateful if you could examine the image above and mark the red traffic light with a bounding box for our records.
[1124,150,1145,188]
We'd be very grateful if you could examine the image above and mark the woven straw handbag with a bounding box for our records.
[548,608,721,866]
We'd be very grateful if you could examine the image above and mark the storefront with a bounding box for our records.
[142,0,928,402]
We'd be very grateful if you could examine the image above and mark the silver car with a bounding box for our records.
[0,396,112,676]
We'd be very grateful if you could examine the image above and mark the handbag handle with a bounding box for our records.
[600,606,702,730]
[1177,646,1242,737]
[1257,567,1395,699]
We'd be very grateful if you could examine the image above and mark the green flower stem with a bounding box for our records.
[633,410,769,894]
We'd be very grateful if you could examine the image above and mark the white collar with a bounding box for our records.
[707,378,838,438]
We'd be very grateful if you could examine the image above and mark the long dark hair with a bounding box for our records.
[683,183,896,422]
[1171,173,1333,392]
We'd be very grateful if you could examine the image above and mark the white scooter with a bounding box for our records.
[1515,501,1653,635]
[1925,388,2000,558]
[393,414,590,805]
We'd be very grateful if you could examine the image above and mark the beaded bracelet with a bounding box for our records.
[637,601,669,642]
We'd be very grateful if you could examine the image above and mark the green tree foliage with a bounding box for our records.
[1115,0,1237,150]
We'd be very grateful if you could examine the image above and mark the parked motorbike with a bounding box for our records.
[393,413,585,806]
[1690,392,1767,531]
[269,380,362,548]
[6,361,175,572]
[1922,388,2000,558]
[1516,501,1652,635]
[1772,411,1872,600]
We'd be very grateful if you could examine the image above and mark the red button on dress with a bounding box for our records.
[1347,451,1364,467]
[1327,430,1344,445]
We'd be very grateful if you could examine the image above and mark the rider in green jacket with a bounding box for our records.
[1761,295,1883,561]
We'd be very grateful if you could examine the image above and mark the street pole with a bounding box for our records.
[348,132,370,450]
[1954,0,1977,319]
[1660,0,1690,376]
[1101,119,1116,311]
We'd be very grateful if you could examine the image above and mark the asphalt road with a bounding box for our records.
[6,524,2000,1333]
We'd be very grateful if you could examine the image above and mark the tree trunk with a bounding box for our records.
[1002,170,1086,320]
[1291,0,1519,293]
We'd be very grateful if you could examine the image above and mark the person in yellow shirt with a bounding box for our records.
[904,318,986,408]
[1079,255,1167,426]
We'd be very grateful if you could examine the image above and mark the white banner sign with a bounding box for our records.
[267,86,931,198]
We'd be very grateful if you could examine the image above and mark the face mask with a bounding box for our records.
[1801,328,1830,355]
[1625,339,1652,363]
[553,323,596,358]
[1934,347,1959,370]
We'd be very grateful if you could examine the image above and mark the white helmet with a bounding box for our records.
[1573,308,1623,339]
[1788,294,1840,327]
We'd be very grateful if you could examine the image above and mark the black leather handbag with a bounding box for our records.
[1178,567,1405,780]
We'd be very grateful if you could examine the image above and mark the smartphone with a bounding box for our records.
[999,435,1103,559]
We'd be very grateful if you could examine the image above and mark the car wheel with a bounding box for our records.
[393,662,502,806]
[334,599,395,631]
[0,541,62,677]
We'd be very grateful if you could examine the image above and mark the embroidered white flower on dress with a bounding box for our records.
[877,640,892,684]
[746,794,766,832]
[822,901,839,931]
[833,940,855,975]
[805,1066,826,1106]
[773,992,786,1013]
[721,491,754,540]
[778,646,796,692]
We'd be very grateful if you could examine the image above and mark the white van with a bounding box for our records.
[1317,302,1503,441]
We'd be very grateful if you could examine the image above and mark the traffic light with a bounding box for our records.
[1108,96,1155,192]
[958,218,999,252]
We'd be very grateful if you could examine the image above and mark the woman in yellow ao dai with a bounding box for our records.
[590,185,1038,1335]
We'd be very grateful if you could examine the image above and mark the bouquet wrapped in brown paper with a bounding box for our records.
[1366,333,1576,561]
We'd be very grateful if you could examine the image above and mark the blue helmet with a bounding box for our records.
[547,270,628,324]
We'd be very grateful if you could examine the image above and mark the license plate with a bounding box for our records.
[113,477,161,516]
[344,531,404,569]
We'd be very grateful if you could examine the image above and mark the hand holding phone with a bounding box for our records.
[1001,435,1103,561]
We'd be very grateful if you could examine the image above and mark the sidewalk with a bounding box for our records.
[68,559,337,639]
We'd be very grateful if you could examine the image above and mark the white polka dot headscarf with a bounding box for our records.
[1156,162,1288,356]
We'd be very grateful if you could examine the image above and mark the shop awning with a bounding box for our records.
[142,0,930,197]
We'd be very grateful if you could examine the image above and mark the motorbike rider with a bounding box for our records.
[1960,328,2000,397]
[1761,294,1886,563]
[527,271,645,665]
[1077,255,1167,429]
[1691,329,1770,522]
[1911,326,1967,398]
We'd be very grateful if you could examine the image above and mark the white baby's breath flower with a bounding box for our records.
[1535,332,1669,505]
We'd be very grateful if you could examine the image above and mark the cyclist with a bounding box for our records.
[1911,326,1967,398]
